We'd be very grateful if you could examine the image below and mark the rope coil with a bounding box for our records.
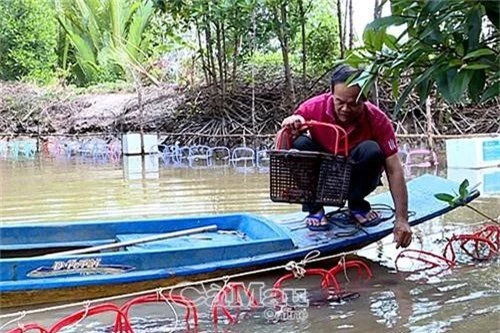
[284,250,321,279]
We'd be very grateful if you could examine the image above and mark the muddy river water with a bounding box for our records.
[0,154,498,333]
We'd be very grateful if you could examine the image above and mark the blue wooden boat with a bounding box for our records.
[0,175,479,308]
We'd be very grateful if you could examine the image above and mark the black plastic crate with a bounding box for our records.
[270,150,352,206]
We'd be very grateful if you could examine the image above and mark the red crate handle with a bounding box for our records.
[275,120,349,156]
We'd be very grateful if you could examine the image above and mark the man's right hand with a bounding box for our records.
[281,115,305,136]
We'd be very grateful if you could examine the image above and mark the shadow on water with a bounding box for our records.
[0,154,499,332]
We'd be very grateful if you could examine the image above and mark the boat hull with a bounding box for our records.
[0,240,376,309]
[0,175,480,309]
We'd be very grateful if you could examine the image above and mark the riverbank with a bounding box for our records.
[1,81,498,147]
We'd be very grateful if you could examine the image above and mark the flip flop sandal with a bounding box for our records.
[350,209,391,227]
[305,211,332,231]
[325,210,352,227]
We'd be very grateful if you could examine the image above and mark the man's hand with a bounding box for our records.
[393,220,412,248]
[385,154,411,249]
[281,115,305,136]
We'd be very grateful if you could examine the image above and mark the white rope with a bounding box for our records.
[0,241,398,322]
[284,250,321,278]
[210,275,231,313]
[64,300,90,331]
[0,311,25,331]
[1,246,361,321]
[158,288,179,333]
[339,255,351,283]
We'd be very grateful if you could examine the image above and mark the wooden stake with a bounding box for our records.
[425,97,436,164]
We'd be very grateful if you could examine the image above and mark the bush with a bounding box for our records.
[0,0,58,84]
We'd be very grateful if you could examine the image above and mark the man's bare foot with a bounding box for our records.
[305,209,330,231]
[350,209,381,225]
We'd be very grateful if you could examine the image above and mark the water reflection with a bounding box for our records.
[0,155,294,224]
[123,155,160,180]
[447,167,500,197]
[0,155,499,333]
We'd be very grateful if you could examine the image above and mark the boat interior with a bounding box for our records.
[0,213,295,259]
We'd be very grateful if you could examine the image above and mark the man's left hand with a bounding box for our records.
[393,220,412,248]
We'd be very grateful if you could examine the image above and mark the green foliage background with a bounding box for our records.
[0,0,58,84]
[0,0,497,109]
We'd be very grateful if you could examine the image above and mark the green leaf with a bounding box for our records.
[416,77,431,106]
[463,48,496,60]
[459,179,470,199]
[452,70,473,102]
[363,29,384,51]
[384,34,398,50]
[422,0,448,14]
[463,63,491,70]
[403,47,424,66]
[365,15,406,31]
[419,25,436,40]
[348,66,375,99]
[435,68,472,103]
[393,60,445,117]
[448,59,462,68]
[480,82,500,102]
[434,193,455,203]
[456,43,465,58]
[465,8,481,52]
[391,0,411,16]
[126,0,154,61]
[468,69,486,102]
[345,50,367,68]
[391,68,401,99]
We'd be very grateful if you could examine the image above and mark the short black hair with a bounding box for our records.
[330,64,365,100]
[330,64,363,89]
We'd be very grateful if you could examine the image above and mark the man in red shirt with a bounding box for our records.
[282,65,412,248]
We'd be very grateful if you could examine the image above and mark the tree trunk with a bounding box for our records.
[349,0,354,49]
[337,0,344,58]
[195,20,210,86]
[205,21,217,89]
[231,34,241,90]
[215,20,225,96]
[426,97,435,161]
[221,19,229,86]
[202,5,217,89]
[298,0,306,85]
[277,3,296,109]
[343,0,348,51]
[374,0,382,19]
[372,0,381,107]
